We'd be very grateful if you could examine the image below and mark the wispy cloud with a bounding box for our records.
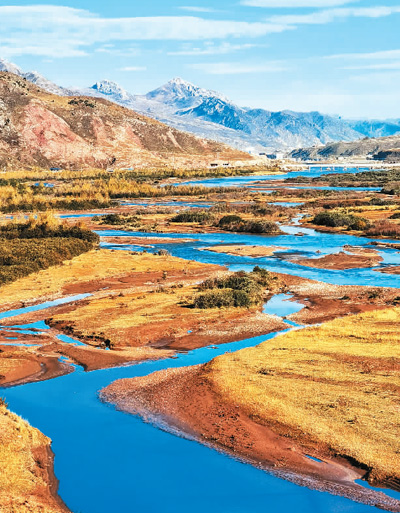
[327,49,400,60]
[344,62,400,70]
[242,0,354,7]
[269,6,400,25]
[0,5,292,58]
[178,6,218,13]
[190,61,287,74]
[119,66,147,71]
[168,42,263,56]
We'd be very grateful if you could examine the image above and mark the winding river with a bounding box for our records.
[2,167,400,513]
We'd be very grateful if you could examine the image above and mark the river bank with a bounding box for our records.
[102,306,400,512]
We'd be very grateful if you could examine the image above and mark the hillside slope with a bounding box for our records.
[290,135,400,161]
[0,72,249,169]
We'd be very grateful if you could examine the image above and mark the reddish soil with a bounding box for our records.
[277,273,400,325]
[101,236,196,246]
[288,251,382,270]
[376,266,400,275]
[101,365,400,512]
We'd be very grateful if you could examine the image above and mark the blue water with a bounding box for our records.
[177,166,381,188]
[1,168,398,513]
[3,328,380,513]
[96,226,400,288]
[263,293,304,318]
[0,294,91,322]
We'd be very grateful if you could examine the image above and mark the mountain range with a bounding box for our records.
[1,58,400,152]
[0,71,247,169]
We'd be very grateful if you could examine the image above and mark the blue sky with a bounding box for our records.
[1,0,400,118]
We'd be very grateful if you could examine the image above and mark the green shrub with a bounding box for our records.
[0,222,99,243]
[217,217,282,235]
[0,218,98,286]
[194,268,272,309]
[218,215,244,226]
[0,238,93,285]
[313,211,370,230]
[171,210,213,223]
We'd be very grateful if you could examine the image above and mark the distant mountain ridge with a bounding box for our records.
[289,135,400,161]
[2,58,400,152]
[0,71,247,169]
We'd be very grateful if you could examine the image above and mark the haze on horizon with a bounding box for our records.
[1,0,400,119]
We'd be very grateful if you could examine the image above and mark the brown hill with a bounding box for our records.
[0,72,250,169]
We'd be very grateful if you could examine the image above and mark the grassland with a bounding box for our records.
[207,307,400,484]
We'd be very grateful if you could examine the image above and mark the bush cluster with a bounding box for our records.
[0,217,99,285]
[366,221,400,238]
[312,211,370,231]
[98,213,140,226]
[193,267,272,309]
[0,221,99,243]
[171,210,213,223]
[218,215,282,234]
[0,238,93,285]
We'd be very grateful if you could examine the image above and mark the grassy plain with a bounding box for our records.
[208,307,400,484]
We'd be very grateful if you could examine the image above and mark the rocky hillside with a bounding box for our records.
[289,135,400,161]
[0,72,249,169]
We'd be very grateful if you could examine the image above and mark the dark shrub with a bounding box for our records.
[218,215,244,226]
[313,211,370,231]
[194,268,272,309]
[171,210,213,223]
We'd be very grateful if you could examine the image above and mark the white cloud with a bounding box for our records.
[326,48,400,72]
[242,0,354,7]
[168,42,262,55]
[269,6,400,25]
[190,61,287,74]
[178,6,217,12]
[0,5,291,58]
[343,61,400,70]
[327,49,400,60]
[119,66,147,71]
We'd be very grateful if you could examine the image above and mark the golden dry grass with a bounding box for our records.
[0,249,209,308]
[50,284,246,348]
[0,405,64,512]
[208,307,400,481]
[0,405,46,496]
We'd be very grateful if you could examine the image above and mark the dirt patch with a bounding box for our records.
[277,273,400,325]
[288,250,382,270]
[202,245,287,258]
[376,266,400,275]
[101,236,196,246]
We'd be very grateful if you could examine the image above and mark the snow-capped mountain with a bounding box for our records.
[2,58,400,151]
[91,80,135,103]
[0,58,69,96]
[0,58,23,76]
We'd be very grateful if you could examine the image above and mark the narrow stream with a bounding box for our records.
[2,167,399,513]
